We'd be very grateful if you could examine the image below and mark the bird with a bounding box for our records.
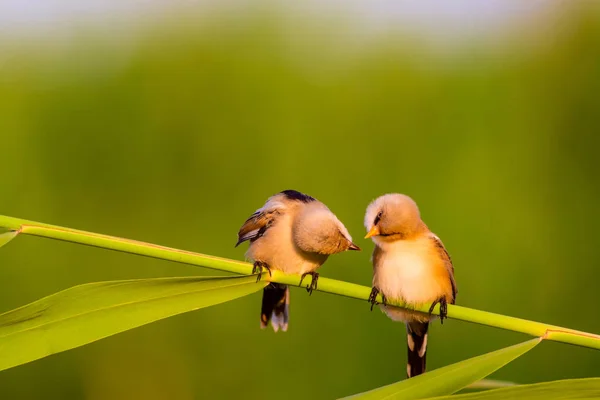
[236,189,360,332]
[363,193,457,378]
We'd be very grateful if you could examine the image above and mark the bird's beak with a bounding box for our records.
[348,242,361,251]
[364,226,380,239]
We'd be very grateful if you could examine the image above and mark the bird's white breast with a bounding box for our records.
[373,237,442,306]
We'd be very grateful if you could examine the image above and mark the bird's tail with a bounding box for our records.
[406,321,429,378]
[260,283,289,332]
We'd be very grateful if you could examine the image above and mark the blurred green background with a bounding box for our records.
[1,2,599,399]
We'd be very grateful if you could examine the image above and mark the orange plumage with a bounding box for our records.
[364,193,457,378]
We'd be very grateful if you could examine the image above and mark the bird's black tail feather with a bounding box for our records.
[406,321,429,378]
[261,283,289,332]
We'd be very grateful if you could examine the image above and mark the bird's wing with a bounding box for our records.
[370,244,385,289]
[430,234,457,303]
[236,203,283,247]
[371,244,383,272]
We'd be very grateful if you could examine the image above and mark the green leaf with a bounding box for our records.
[0,230,18,248]
[427,378,600,399]
[343,338,541,400]
[2,215,599,350]
[0,275,265,372]
[465,379,517,390]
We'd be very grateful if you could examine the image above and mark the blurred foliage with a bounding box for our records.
[0,4,599,399]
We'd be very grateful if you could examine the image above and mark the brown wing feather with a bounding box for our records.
[236,210,279,247]
[371,245,383,273]
[430,235,457,303]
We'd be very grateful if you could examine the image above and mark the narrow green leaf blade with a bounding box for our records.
[0,275,265,371]
[465,379,517,390]
[2,215,600,350]
[428,378,600,400]
[343,338,541,400]
[0,230,18,248]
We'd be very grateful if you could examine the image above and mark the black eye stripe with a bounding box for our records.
[374,211,383,225]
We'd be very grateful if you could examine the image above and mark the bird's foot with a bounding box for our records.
[299,272,319,295]
[252,261,272,282]
[368,287,379,310]
[368,287,387,311]
[428,297,449,324]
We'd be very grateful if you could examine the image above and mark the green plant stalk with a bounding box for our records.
[1,215,599,350]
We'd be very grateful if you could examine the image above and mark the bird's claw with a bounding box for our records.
[299,272,319,295]
[252,261,272,283]
[428,297,448,324]
[368,287,387,311]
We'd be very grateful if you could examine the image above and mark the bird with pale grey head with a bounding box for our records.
[236,189,360,332]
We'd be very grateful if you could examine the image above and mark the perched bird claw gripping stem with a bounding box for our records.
[368,286,387,311]
[428,297,449,324]
[299,272,319,295]
[252,261,272,283]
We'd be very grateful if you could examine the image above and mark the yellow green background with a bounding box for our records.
[1,4,599,399]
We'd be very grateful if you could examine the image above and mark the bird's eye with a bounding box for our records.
[374,211,383,225]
